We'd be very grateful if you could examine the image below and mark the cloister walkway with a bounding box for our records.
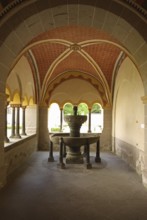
[0,151,147,220]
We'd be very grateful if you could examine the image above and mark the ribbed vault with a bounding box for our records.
[17,26,126,107]
[1,0,146,108]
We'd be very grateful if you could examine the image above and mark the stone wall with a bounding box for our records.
[112,57,145,185]
[0,92,7,188]
[26,105,37,135]
[100,108,112,151]
[4,135,37,177]
[114,137,144,175]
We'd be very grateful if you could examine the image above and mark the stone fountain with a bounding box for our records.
[49,106,101,169]
[65,106,87,137]
[64,106,87,164]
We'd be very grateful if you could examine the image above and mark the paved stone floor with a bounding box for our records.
[0,151,147,220]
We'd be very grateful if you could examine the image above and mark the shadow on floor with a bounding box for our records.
[0,151,147,220]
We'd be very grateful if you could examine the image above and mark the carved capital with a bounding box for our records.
[10,104,21,108]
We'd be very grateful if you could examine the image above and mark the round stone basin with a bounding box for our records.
[49,133,99,146]
[61,135,99,147]
[49,133,100,164]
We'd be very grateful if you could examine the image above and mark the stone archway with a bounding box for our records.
[0,0,147,187]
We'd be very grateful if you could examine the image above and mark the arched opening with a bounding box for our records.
[0,0,147,188]
[4,56,37,144]
[78,103,88,133]
[62,103,73,132]
[91,103,103,133]
[48,103,60,132]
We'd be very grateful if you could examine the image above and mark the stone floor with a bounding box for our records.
[0,151,147,220]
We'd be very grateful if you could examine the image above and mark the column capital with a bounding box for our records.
[10,104,21,108]
[21,105,27,109]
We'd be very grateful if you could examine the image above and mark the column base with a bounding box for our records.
[21,132,27,136]
[10,135,21,139]
[14,135,22,139]
[4,137,10,143]
[9,135,15,138]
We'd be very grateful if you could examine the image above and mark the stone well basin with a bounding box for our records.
[49,133,100,164]
[49,133,99,146]
[61,135,99,147]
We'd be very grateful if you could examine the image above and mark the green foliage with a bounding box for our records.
[91,103,101,113]
[64,103,88,115]
[78,103,88,115]
[63,103,101,115]
[63,103,73,115]
[51,127,60,132]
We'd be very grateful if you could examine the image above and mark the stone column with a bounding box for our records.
[21,106,27,136]
[100,107,112,151]
[0,92,7,187]
[88,108,91,133]
[10,104,16,138]
[38,105,49,150]
[26,105,37,134]
[15,104,21,138]
[60,108,63,132]
[4,101,10,143]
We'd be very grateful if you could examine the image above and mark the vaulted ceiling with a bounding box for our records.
[2,0,146,107]
[23,25,125,106]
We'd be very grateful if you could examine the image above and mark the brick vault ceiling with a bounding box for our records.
[23,25,127,105]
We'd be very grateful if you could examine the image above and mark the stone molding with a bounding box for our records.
[0,0,146,21]
[0,0,24,19]
[121,0,147,19]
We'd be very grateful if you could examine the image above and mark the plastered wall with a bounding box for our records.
[113,57,145,174]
